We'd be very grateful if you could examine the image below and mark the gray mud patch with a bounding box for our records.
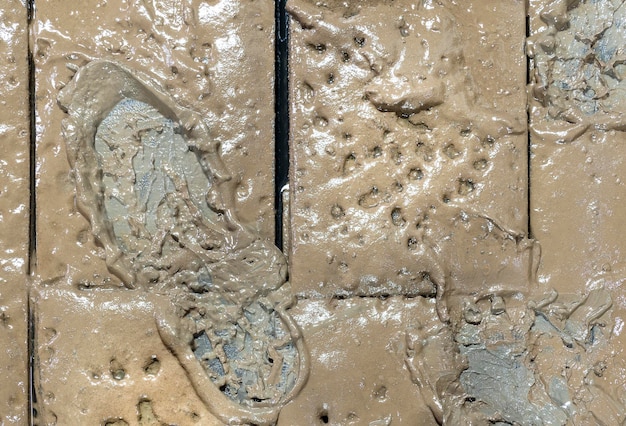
[95,98,215,248]
[460,342,567,425]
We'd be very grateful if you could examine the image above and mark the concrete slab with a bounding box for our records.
[31,1,277,423]
[0,1,30,423]
[33,0,276,288]
[287,0,528,297]
[529,0,626,295]
[279,296,450,425]
[33,288,221,425]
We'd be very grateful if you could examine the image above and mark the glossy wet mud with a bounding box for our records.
[54,60,307,425]
[16,0,626,425]
[287,0,528,300]
[30,0,284,424]
[285,0,626,424]
[0,1,29,423]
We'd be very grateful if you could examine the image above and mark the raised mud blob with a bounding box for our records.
[58,60,309,425]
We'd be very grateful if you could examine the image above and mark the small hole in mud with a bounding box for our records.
[341,51,350,62]
[76,229,90,245]
[444,143,461,159]
[104,419,129,426]
[373,385,387,400]
[391,148,403,165]
[473,158,488,170]
[143,355,161,376]
[315,116,329,127]
[458,179,475,196]
[342,153,358,174]
[319,411,330,424]
[408,168,423,181]
[308,43,327,53]
[110,358,126,381]
[112,370,125,380]
[391,207,405,226]
[327,73,335,84]
[416,272,437,297]
[331,204,345,218]
[354,36,365,47]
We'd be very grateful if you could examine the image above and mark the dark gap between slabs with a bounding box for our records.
[275,0,289,251]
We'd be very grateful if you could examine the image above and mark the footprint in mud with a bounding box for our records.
[58,60,308,425]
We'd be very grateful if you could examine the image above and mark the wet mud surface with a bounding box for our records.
[6,0,626,425]
[0,1,30,424]
[287,0,528,298]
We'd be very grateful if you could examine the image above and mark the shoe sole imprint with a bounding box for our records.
[58,60,309,425]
